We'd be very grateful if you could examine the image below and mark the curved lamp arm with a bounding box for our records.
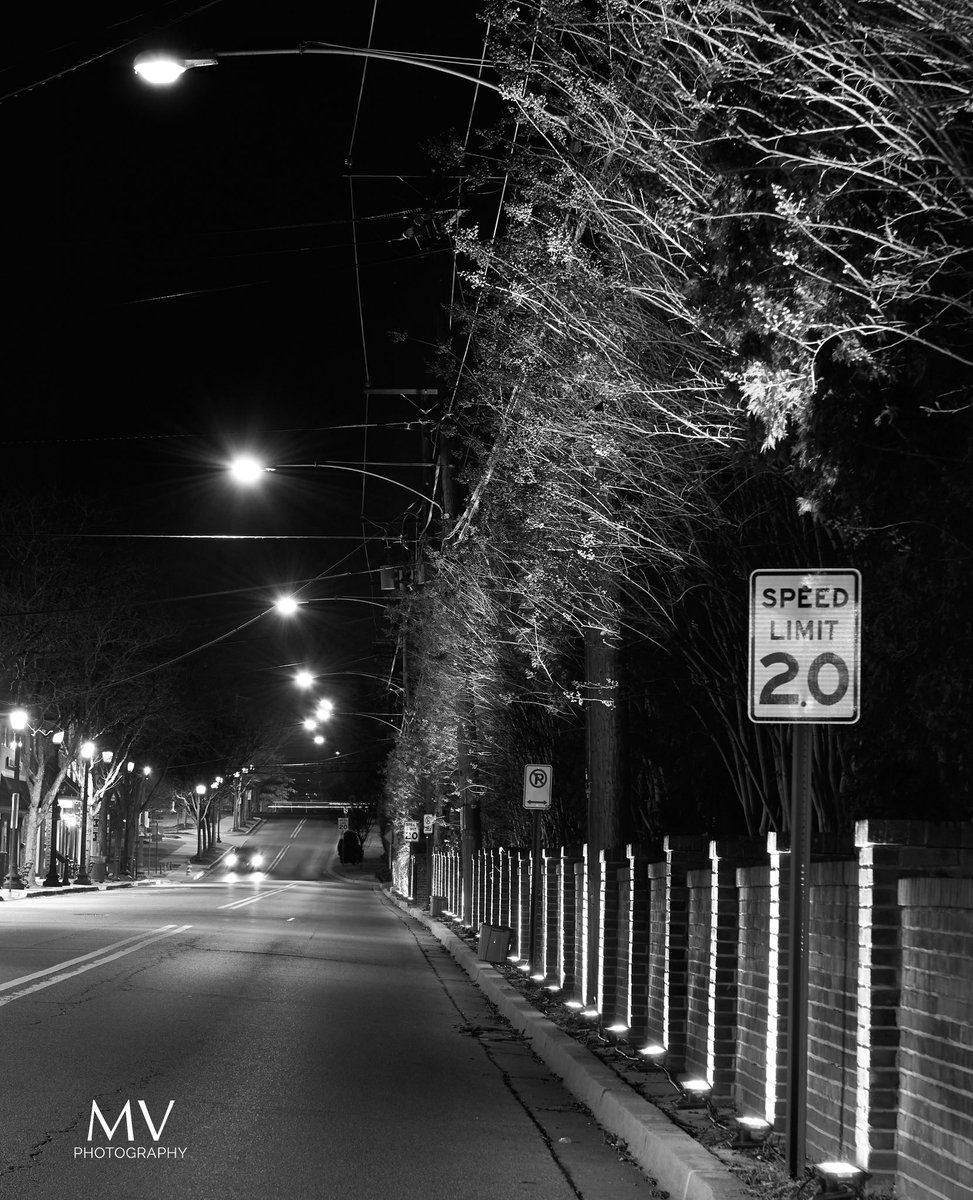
[134,44,503,94]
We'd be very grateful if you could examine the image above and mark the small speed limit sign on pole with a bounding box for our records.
[749,569,861,724]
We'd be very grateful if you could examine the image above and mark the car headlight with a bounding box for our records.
[226,853,238,866]
[251,853,263,866]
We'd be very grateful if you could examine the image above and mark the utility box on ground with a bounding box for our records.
[429,895,445,918]
[477,924,512,963]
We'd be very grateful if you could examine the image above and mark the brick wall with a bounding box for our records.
[807,858,858,1159]
[426,823,973,1199]
[896,876,973,1200]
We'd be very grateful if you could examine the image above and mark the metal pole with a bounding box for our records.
[43,796,63,887]
[76,757,92,885]
[786,723,814,1177]
[528,810,542,970]
[6,736,24,888]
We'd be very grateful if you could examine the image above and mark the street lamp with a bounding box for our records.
[75,741,96,885]
[43,784,65,889]
[5,709,28,889]
[195,783,208,859]
[133,45,504,95]
[229,457,442,514]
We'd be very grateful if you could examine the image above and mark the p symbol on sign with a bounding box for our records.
[529,768,548,789]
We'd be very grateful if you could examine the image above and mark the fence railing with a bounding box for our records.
[394,820,973,1200]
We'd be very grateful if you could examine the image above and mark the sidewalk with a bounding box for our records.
[0,819,263,901]
[386,890,754,1200]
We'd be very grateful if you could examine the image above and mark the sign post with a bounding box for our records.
[749,569,861,1178]
[523,765,552,971]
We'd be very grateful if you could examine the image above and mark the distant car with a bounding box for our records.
[223,846,265,873]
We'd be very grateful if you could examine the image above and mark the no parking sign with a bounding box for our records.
[523,764,552,810]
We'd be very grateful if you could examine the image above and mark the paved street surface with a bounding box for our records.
[0,816,657,1200]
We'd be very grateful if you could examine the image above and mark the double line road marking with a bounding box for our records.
[0,924,192,1008]
[219,883,300,910]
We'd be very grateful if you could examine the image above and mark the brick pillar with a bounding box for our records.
[518,849,531,959]
[853,820,973,1183]
[560,846,581,996]
[599,847,626,1023]
[575,854,587,1000]
[485,849,496,925]
[645,859,667,1050]
[475,848,486,928]
[508,849,525,957]
[629,843,659,1047]
[614,857,633,1029]
[498,847,510,931]
[662,836,709,1073]
[707,838,764,1100]
[544,848,559,982]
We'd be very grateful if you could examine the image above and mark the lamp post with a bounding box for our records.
[195,784,207,858]
[75,741,96,885]
[5,709,29,890]
[213,776,223,842]
[43,791,64,888]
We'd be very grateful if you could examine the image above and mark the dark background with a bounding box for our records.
[1,1,503,781]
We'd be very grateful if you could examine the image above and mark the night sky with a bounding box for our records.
[1,1,504,777]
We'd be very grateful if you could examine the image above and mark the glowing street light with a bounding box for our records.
[295,670,314,689]
[275,596,300,616]
[133,45,504,95]
[228,456,441,513]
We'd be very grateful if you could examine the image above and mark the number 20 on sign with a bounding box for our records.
[749,569,861,724]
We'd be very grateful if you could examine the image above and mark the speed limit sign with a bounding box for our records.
[749,570,861,724]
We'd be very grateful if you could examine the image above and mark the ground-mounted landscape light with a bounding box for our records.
[638,1043,667,1060]
[563,1000,583,1011]
[530,972,545,982]
[580,1007,599,1019]
[811,1162,869,1198]
[545,984,561,992]
[675,1078,713,1109]
[605,1022,629,1036]
[731,1116,772,1148]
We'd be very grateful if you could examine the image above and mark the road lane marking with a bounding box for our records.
[0,925,181,993]
[0,925,192,1007]
[268,846,288,871]
[289,819,306,839]
[218,883,300,910]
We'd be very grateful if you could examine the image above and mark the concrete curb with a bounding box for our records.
[388,892,751,1200]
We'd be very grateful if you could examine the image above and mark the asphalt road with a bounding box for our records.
[0,817,657,1200]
